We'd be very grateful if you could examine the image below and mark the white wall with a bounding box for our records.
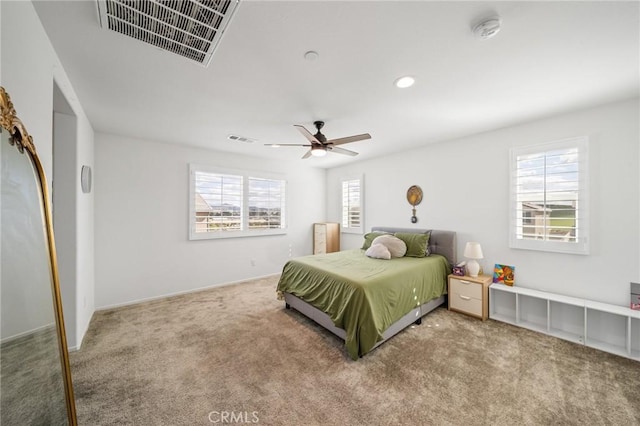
[1,1,95,349]
[52,109,95,349]
[327,98,640,306]
[94,133,326,308]
[53,112,77,345]
[75,109,95,347]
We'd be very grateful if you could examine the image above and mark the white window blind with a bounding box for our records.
[509,137,589,254]
[248,177,286,230]
[189,164,287,240]
[194,171,243,232]
[341,177,363,234]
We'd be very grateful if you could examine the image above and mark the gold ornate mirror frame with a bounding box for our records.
[0,86,77,425]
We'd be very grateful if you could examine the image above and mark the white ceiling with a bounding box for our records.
[34,1,639,168]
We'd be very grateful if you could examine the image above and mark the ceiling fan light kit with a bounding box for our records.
[311,147,327,157]
[265,120,371,159]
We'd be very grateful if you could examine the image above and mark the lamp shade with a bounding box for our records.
[464,242,483,259]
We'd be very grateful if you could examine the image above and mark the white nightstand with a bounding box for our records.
[448,274,492,320]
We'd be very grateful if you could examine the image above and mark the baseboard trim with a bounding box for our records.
[68,309,96,352]
[95,273,281,312]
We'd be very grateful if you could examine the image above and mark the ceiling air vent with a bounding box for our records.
[97,0,240,66]
[227,134,255,143]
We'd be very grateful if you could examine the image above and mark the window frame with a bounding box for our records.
[341,175,364,234]
[189,164,287,240]
[509,136,589,255]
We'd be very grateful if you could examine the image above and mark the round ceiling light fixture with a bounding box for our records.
[472,16,502,40]
[310,146,327,157]
[394,76,415,88]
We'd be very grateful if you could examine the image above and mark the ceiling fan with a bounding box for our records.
[265,121,371,159]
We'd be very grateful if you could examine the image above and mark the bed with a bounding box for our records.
[276,227,456,360]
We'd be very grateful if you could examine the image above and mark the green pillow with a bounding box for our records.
[361,232,389,250]
[394,231,431,257]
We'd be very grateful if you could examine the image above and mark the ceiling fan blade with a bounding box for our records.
[328,146,359,156]
[294,125,321,144]
[327,133,371,146]
[302,150,313,159]
[264,143,311,147]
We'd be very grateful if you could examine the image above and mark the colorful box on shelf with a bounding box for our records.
[452,261,466,277]
[631,282,640,311]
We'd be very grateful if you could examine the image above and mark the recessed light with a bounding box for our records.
[394,76,415,88]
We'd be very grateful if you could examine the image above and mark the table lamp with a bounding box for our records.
[464,242,483,278]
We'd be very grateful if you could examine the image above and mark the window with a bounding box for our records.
[509,137,589,254]
[341,176,363,234]
[189,164,286,240]
[248,177,286,230]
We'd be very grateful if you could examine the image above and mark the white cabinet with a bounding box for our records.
[489,283,640,361]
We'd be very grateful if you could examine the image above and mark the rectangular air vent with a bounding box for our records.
[97,0,240,66]
[227,134,255,143]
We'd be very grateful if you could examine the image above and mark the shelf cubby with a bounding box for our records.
[489,284,517,324]
[585,307,628,357]
[549,298,584,344]
[518,294,547,333]
[490,284,639,361]
[630,313,640,360]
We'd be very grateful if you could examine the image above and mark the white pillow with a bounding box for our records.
[372,234,407,258]
[365,243,391,260]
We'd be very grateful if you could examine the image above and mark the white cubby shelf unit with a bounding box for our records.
[489,283,640,361]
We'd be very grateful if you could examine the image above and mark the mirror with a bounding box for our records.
[0,87,77,424]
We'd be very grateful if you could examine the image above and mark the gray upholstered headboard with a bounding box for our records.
[371,227,457,266]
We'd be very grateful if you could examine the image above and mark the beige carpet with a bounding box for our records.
[71,275,640,425]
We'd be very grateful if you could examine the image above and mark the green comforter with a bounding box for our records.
[276,249,451,360]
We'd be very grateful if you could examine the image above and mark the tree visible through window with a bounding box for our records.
[510,137,589,254]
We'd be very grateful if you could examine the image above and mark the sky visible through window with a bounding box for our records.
[515,147,580,241]
[517,148,579,196]
[196,172,284,209]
